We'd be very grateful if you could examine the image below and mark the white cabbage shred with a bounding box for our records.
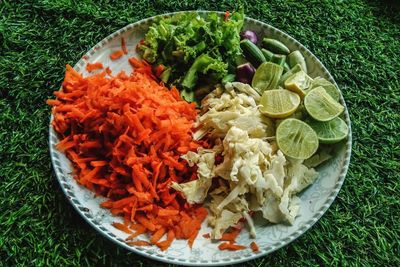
[172,82,318,239]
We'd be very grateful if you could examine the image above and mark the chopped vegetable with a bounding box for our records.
[284,69,313,97]
[271,54,286,67]
[250,241,259,252]
[224,10,231,21]
[240,30,258,44]
[279,63,302,85]
[304,86,344,121]
[47,61,209,250]
[181,54,228,90]
[86,62,104,72]
[236,63,256,84]
[262,38,290,55]
[276,118,319,160]
[180,89,196,103]
[221,74,236,85]
[303,148,332,168]
[307,117,349,144]
[109,50,124,60]
[174,82,318,239]
[218,242,246,251]
[259,89,301,118]
[112,222,133,234]
[309,77,341,101]
[137,11,244,91]
[287,50,307,72]
[121,37,128,54]
[283,62,290,73]
[126,240,152,246]
[252,62,283,94]
[220,227,241,242]
[261,48,274,61]
[202,233,211,238]
[240,39,266,67]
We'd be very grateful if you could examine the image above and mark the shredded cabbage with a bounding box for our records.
[173,82,319,238]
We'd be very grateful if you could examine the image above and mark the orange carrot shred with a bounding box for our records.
[129,223,146,232]
[126,240,151,246]
[90,160,108,167]
[158,208,179,217]
[156,229,175,251]
[220,227,241,242]
[125,227,147,241]
[202,233,210,238]
[121,37,128,54]
[250,241,259,252]
[224,10,230,21]
[46,99,61,106]
[112,222,133,234]
[110,50,124,60]
[136,215,156,232]
[218,242,246,251]
[150,227,166,244]
[154,64,165,77]
[86,62,104,72]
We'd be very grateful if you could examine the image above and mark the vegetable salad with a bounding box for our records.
[48,10,348,253]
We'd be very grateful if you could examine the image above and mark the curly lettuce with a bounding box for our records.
[137,11,244,92]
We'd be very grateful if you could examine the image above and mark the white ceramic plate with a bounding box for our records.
[49,11,352,266]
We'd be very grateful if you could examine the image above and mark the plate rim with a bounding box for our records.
[48,10,352,266]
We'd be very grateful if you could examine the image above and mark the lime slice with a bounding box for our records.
[303,148,332,168]
[276,118,319,159]
[307,117,349,144]
[259,89,301,118]
[310,77,341,101]
[252,62,283,94]
[284,70,313,98]
[304,86,344,121]
[279,63,302,85]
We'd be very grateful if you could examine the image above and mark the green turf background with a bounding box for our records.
[1,0,399,266]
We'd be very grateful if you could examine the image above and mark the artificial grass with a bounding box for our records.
[0,0,399,266]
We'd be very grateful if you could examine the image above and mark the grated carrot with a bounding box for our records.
[218,242,246,251]
[126,240,151,246]
[112,222,133,234]
[86,62,104,72]
[220,227,241,243]
[121,37,128,54]
[48,60,207,251]
[110,50,124,60]
[202,233,210,238]
[250,241,259,252]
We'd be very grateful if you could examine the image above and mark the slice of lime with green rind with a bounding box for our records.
[284,70,313,98]
[252,62,283,94]
[304,86,344,121]
[279,63,302,86]
[259,89,301,119]
[307,117,348,144]
[310,77,341,101]
[276,118,319,160]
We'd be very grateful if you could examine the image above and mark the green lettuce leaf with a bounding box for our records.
[137,10,244,92]
[181,54,228,90]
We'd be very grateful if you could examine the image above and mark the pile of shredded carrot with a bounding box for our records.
[47,59,208,251]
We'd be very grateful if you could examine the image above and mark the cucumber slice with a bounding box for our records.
[262,38,290,55]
